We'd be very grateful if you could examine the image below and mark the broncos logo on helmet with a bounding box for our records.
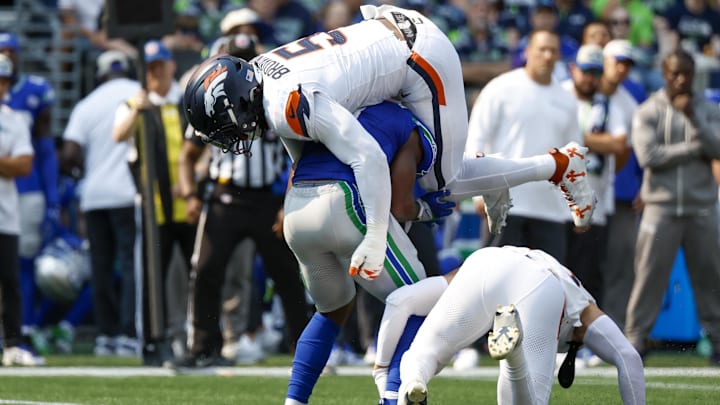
[184,55,265,154]
[203,64,229,118]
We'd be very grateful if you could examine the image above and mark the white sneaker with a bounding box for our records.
[221,340,239,360]
[2,346,46,366]
[482,189,512,235]
[488,304,522,360]
[234,334,265,365]
[549,142,597,228]
[94,335,115,356]
[258,327,283,354]
[364,344,377,365]
[343,347,366,367]
[114,335,140,357]
[325,343,344,368]
[400,380,428,405]
[587,354,604,367]
[452,347,480,371]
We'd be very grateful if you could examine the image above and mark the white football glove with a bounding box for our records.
[349,223,387,281]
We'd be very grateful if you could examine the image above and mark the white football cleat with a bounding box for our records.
[399,380,428,405]
[482,189,512,235]
[2,346,46,366]
[549,142,597,228]
[488,304,522,360]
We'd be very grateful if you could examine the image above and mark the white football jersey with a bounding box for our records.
[253,4,468,195]
[508,246,596,352]
[257,18,410,145]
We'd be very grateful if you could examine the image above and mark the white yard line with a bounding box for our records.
[0,366,719,379]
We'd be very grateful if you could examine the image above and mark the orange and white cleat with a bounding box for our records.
[548,142,597,229]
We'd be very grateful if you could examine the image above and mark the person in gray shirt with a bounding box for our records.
[626,48,720,366]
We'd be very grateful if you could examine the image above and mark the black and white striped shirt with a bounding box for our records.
[187,127,288,190]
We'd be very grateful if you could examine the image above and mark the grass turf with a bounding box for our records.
[0,374,719,404]
[0,352,717,404]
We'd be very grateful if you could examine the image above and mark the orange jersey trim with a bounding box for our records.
[409,52,446,106]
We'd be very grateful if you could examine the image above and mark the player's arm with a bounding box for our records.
[575,304,645,405]
[0,154,33,178]
[0,121,33,178]
[59,140,83,179]
[33,107,60,206]
[390,129,424,222]
[113,90,150,143]
[632,104,702,170]
[178,128,206,225]
[310,92,391,279]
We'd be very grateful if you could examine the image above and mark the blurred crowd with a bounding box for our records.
[0,0,719,369]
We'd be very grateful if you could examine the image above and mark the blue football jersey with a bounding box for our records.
[293,101,436,185]
[3,74,55,194]
[4,74,55,127]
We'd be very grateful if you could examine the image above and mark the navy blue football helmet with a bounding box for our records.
[183,54,264,154]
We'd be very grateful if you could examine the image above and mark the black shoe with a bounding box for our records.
[142,340,174,367]
[170,352,235,369]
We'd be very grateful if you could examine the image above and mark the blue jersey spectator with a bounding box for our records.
[556,0,596,44]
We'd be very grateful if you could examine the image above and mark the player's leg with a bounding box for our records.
[398,250,509,404]
[682,210,720,359]
[353,217,429,404]
[283,183,361,405]
[625,206,681,354]
[18,192,45,346]
[497,272,564,405]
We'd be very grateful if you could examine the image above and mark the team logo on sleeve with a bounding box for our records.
[285,87,310,137]
[203,64,229,118]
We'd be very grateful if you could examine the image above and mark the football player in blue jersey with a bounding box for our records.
[0,32,60,350]
[278,100,452,405]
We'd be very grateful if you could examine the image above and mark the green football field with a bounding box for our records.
[0,353,718,404]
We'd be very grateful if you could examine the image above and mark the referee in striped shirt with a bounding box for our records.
[174,35,310,367]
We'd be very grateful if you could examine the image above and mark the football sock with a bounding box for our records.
[384,315,424,400]
[286,312,340,404]
[19,257,36,326]
[498,341,534,405]
[373,367,388,398]
[583,315,645,405]
[64,284,94,326]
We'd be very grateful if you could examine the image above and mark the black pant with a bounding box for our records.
[85,207,136,337]
[140,220,196,345]
[498,215,568,266]
[566,222,608,307]
[0,233,22,347]
[191,188,310,356]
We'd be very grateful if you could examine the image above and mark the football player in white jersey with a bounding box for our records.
[184,4,597,288]
[377,246,644,405]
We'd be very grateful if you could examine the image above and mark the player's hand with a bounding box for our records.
[349,233,386,281]
[132,90,152,111]
[185,196,203,225]
[272,207,285,239]
[671,93,694,118]
[415,190,455,222]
